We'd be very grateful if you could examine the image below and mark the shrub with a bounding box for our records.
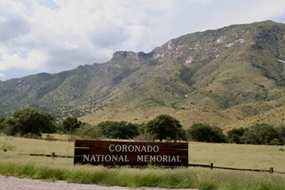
[74,124,104,140]
[96,121,139,139]
[1,108,56,138]
[277,125,285,142]
[186,123,226,143]
[145,114,185,142]
[227,127,247,144]
[242,123,284,145]
[62,116,81,134]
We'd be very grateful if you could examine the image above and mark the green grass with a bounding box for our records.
[0,135,285,189]
[0,163,284,190]
[189,142,285,170]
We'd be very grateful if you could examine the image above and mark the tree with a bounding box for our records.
[227,127,247,144]
[186,123,226,143]
[74,123,104,140]
[62,116,81,134]
[96,121,139,139]
[135,123,156,142]
[12,108,56,137]
[242,123,284,145]
[146,114,185,142]
[277,125,285,141]
[0,118,17,136]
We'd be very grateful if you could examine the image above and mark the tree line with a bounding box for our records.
[0,108,284,145]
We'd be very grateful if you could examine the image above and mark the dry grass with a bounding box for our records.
[0,135,285,189]
[1,135,284,172]
[189,142,285,171]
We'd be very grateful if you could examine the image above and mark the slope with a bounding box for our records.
[1,20,285,129]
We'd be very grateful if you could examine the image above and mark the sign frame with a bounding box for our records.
[74,140,188,167]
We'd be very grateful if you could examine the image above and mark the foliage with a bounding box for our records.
[277,125,285,141]
[96,121,139,139]
[2,135,285,190]
[242,123,284,145]
[14,108,56,137]
[0,108,56,137]
[1,21,285,129]
[62,116,81,134]
[134,124,156,142]
[0,163,284,190]
[227,127,247,144]
[0,118,17,136]
[145,114,185,142]
[74,123,104,140]
[186,123,227,143]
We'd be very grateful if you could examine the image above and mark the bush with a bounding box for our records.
[227,127,247,144]
[186,123,226,143]
[0,118,17,136]
[62,116,81,134]
[242,123,284,145]
[134,127,156,142]
[74,123,104,140]
[145,114,185,142]
[96,121,139,139]
[0,108,56,138]
[277,125,285,142]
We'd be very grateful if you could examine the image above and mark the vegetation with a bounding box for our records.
[1,162,285,190]
[0,108,56,137]
[277,125,285,142]
[242,123,284,145]
[73,123,103,140]
[145,114,185,142]
[0,109,186,141]
[0,136,285,190]
[1,20,285,189]
[1,108,285,147]
[1,21,285,129]
[186,123,227,143]
[97,121,139,139]
[62,116,81,134]
[227,127,247,144]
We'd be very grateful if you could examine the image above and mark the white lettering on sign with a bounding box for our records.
[83,154,181,163]
[83,154,130,162]
[108,144,159,153]
[136,155,181,162]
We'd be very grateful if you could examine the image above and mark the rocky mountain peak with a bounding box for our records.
[111,51,148,62]
[1,20,285,128]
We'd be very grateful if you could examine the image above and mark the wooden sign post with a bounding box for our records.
[74,140,188,167]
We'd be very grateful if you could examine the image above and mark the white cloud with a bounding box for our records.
[0,0,285,80]
[0,16,8,23]
[0,50,48,71]
[0,73,5,78]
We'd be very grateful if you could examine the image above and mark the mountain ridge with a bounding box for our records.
[1,20,285,129]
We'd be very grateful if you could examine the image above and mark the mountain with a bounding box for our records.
[1,20,285,129]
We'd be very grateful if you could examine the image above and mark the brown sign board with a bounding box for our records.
[74,140,188,167]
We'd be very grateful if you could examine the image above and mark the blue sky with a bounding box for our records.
[1,0,285,81]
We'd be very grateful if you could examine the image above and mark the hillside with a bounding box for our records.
[1,20,285,129]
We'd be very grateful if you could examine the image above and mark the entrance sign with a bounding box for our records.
[74,140,188,167]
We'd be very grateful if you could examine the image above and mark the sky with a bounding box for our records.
[1,0,285,81]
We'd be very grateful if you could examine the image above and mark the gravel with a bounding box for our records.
[0,175,197,190]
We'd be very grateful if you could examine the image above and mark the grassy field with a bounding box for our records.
[0,135,285,190]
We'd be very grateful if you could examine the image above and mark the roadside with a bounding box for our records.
[0,175,197,190]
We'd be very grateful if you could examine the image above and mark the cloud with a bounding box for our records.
[0,12,30,42]
[0,73,5,78]
[0,0,285,80]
